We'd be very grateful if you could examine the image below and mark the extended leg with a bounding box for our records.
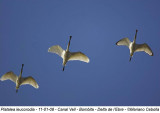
[129,56,132,62]
[62,66,65,71]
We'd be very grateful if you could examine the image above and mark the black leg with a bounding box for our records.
[62,66,65,71]
[129,56,132,62]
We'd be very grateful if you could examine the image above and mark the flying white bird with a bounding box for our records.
[48,36,90,71]
[0,64,39,93]
[116,30,153,61]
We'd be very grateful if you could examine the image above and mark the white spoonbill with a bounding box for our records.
[0,64,39,93]
[116,30,153,61]
[48,36,90,71]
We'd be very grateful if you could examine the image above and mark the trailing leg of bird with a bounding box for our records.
[62,66,65,71]
[129,56,132,62]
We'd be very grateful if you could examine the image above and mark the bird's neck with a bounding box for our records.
[66,37,72,51]
[133,30,137,43]
[19,64,24,78]
[19,69,23,78]
[133,38,136,44]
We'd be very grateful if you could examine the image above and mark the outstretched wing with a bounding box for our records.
[21,76,39,89]
[135,43,153,56]
[48,45,65,58]
[68,52,90,63]
[0,71,18,83]
[116,38,131,47]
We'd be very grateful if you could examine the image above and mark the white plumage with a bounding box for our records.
[135,43,153,56]
[21,76,39,89]
[116,30,153,61]
[0,71,18,83]
[0,64,39,92]
[48,36,90,71]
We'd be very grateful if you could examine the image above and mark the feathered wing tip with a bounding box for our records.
[116,38,131,47]
[0,71,18,83]
[21,76,39,89]
[48,45,65,58]
[35,83,39,89]
[86,56,90,63]
[68,52,90,63]
[34,81,39,89]
[135,43,153,56]
[116,41,118,45]
[148,45,154,56]
[33,80,39,89]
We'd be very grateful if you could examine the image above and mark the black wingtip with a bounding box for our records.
[70,36,72,39]
[16,89,18,93]
[22,64,24,67]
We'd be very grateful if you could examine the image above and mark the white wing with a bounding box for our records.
[135,43,153,56]
[21,76,39,89]
[0,71,18,83]
[116,38,131,47]
[68,52,90,63]
[48,45,65,58]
